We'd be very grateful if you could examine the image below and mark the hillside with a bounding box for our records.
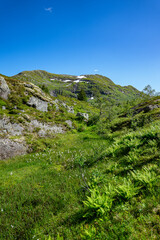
[0,71,160,240]
[13,70,140,102]
[0,73,97,160]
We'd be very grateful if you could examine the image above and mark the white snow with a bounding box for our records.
[74,80,80,83]
[77,75,86,79]
[63,80,71,82]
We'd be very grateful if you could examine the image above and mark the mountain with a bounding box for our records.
[0,72,99,159]
[0,71,160,240]
[13,70,140,102]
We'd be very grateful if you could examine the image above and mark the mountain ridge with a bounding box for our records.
[13,70,140,101]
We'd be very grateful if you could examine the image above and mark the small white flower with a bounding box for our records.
[11,225,14,228]
[1,208,3,212]
[10,172,13,176]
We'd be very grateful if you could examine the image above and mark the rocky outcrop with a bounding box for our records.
[76,112,89,121]
[65,120,73,128]
[132,103,160,115]
[29,120,64,137]
[27,96,48,112]
[0,76,11,100]
[62,102,74,113]
[144,104,160,112]
[0,118,24,136]
[0,139,27,160]
[52,99,59,110]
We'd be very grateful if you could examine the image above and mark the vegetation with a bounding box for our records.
[13,70,140,102]
[77,89,87,101]
[0,72,160,239]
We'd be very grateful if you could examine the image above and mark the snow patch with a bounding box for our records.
[74,80,80,83]
[77,75,86,79]
[63,80,71,82]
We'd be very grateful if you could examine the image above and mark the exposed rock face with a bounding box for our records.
[62,102,74,113]
[65,120,73,128]
[144,105,160,112]
[76,112,89,121]
[29,120,64,137]
[24,83,34,89]
[52,99,59,110]
[27,96,48,112]
[67,106,74,114]
[133,103,160,115]
[0,139,27,160]
[0,118,24,136]
[0,76,11,100]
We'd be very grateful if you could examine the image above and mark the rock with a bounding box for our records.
[144,104,160,111]
[29,120,64,137]
[0,118,24,136]
[0,139,27,160]
[52,99,59,110]
[27,96,48,112]
[62,102,74,113]
[24,83,34,88]
[76,112,89,121]
[65,120,73,128]
[67,106,74,114]
[134,104,160,115]
[0,76,11,100]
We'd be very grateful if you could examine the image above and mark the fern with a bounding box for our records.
[115,179,140,200]
[83,188,113,217]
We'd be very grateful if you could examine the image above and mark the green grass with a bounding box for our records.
[0,73,160,239]
[0,133,108,239]
[0,119,160,239]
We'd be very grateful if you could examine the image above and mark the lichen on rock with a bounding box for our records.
[0,139,27,160]
[0,76,11,100]
[27,96,48,112]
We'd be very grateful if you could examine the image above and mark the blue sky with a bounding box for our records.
[0,0,160,91]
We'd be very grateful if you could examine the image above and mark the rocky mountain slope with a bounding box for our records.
[0,73,96,160]
[1,71,160,161]
[0,71,160,240]
[13,70,140,102]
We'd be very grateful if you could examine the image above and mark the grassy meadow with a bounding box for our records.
[0,119,160,239]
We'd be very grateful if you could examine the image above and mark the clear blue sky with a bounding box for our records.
[0,0,160,91]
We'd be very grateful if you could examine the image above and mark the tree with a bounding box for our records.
[143,85,155,97]
[77,89,87,101]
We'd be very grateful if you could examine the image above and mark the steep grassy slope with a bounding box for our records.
[13,70,140,102]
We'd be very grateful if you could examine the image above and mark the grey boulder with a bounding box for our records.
[0,76,11,100]
[27,96,48,112]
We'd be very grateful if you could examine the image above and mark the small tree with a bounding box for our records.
[143,85,155,97]
[77,89,87,101]
[40,84,49,94]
